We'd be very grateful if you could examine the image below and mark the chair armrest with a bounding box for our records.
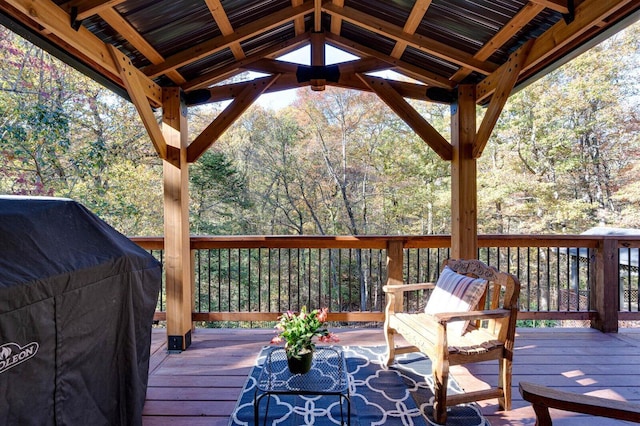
[383,283,435,293]
[433,309,511,324]
[519,381,640,424]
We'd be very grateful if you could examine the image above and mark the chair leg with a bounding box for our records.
[384,325,396,366]
[498,356,512,411]
[432,358,449,424]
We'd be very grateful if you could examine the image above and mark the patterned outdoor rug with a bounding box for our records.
[229,346,489,425]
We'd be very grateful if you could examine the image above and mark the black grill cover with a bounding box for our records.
[0,196,161,426]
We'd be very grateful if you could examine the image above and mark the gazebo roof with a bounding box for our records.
[1,0,638,109]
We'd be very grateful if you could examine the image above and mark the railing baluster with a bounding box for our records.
[338,249,343,312]
[526,247,531,312]
[278,249,282,312]
[535,247,540,311]
[627,247,632,312]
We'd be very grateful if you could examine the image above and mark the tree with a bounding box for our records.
[0,26,163,235]
[479,23,640,233]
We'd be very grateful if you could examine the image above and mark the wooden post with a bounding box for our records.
[591,237,619,332]
[451,84,477,260]
[384,239,404,361]
[386,240,404,312]
[310,31,325,91]
[162,87,193,351]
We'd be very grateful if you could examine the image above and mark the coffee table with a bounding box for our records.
[254,346,350,425]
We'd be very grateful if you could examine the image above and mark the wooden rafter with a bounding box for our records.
[334,73,452,104]
[107,44,169,162]
[450,2,544,83]
[357,74,452,161]
[142,1,314,79]
[314,0,322,32]
[291,0,305,35]
[473,40,534,158]
[329,0,344,34]
[98,8,186,85]
[187,75,281,163]
[188,73,305,105]
[62,0,126,21]
[325,32,455,89]
[5,0,162,107]
[322,3,498,75]
[390,0,432,59]
[245,56,388,78]
[529,0,570,14]
[204,0,245,60]
[181,32,310,92]
[476,0,635,104]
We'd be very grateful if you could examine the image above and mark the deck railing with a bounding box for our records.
[131,235,640,331]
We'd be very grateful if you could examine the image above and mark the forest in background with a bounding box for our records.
[1,22,639,238]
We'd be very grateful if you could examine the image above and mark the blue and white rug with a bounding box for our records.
[229,346,489,425]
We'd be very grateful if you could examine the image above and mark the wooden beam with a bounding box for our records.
[326,32,455,89]
[182,32,310,92]
[357,73,452,161]
[142,1,314,79]
[313,0,322,32]
[335,73,452,104]
[450,2,544,83]
[204,0,245,59]
[98,7,186,85]
[162,86,193,351]
[310,31,325,90]
[107,44,169,161]
[340,57,389,73]
[187,73,305,105]
[62,0,126,20]
[390,0,432,58]
[329,0,344,34]
[451,85,477,260]
[529,0,570,14]
[244,57,388,76]
[250,56,390,79]
[291,0,306,34]
[525,0,633,71]
[245,58,300,74]
[187,75,280,162]
[5,0,162,107]
[322,2,498,75]
[476,0,634,104]
[473,40,533,158]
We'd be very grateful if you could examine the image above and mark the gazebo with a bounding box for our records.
[1,0,638,350]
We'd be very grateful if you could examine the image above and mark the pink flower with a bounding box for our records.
[270,336,283,344]
[317,307,328,323]
[318,332,340,343]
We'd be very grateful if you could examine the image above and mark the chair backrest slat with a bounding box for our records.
[443,258,521,340]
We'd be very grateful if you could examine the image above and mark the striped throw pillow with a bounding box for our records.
[425,266,487,336]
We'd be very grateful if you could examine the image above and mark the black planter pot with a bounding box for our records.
[286,350,313,374]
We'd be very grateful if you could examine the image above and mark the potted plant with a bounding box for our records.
[270,306,339,374]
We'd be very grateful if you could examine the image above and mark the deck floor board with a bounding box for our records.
[143,328,640,425]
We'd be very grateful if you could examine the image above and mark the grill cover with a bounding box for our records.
[0,196,161,426]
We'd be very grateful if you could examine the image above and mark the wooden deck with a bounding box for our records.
[142,327,640,425]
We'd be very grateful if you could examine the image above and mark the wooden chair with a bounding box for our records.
[519,381,640,425]
[383,258,520,424]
